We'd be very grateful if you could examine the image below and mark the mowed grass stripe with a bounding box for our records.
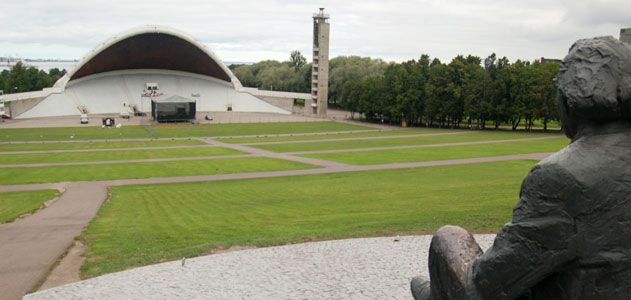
[0,190,59,223]
[0,139,206,152]
[299,137,569,165]
[0,147,243,165]
[216,128,453,144]
[252,131,561,153]
[81,160,536,277]
[0,157,315,185]
[0,122,368,142]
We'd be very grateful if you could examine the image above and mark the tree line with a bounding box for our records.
[230,51,559,131]
[2,51,559,131]
[337,54,559,131]
[0,61,66,94]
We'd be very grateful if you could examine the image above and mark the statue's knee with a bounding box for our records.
[411,276,432,300]
[427,225,482,297]
[430,225,482,259]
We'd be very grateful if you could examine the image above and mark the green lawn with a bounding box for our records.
[0,122,369,142]
[252,131,561,153]
[0,139,206,152]
[300,137,569,165]
[217,128,453,144]
[81,160,536,277]
[0,157,315,185]
[0,190,59,223]
[0,147,243,165]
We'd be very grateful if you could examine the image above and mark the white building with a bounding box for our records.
[4,26,309,119]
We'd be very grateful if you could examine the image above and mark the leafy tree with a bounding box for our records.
[289,50,307,71]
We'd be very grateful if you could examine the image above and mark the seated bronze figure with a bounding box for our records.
[411,36,631,300]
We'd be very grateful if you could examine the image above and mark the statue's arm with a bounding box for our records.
[468,162,579,300]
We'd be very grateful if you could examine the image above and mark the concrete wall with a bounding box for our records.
[7,97,45,118]
[257,96,295,111]
[621,28,631,44]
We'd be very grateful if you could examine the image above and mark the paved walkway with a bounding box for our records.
[284,136,560,155]
[0,130,558,299]
[0,183,108,300]
[205,139,351,168]
[0,135,558,169]
[0,144,215,155]
[0,129,383,145]
[0,154,253,169]
[25,235,496,299]
[239,131,473,145]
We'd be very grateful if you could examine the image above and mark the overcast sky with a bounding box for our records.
[1,0,630,64]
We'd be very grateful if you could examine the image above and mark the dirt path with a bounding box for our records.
[0,182,108,300]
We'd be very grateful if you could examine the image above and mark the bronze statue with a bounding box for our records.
[411,36,631,299]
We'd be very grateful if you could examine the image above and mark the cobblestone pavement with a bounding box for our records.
[26,235,495,300]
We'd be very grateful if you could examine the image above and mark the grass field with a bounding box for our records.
[0,190,59,223]
[251,131,561,153]
[0,157,315,185]
[0,139,206,152]
[0,147,243,165]
[0,122,369,142]
[300,137,569,165]
[80,160,535,277]
[217,128,456,144]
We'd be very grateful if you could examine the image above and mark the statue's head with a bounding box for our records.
[557,36,631,139]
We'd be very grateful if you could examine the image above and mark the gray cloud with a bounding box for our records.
[1,0,629,63]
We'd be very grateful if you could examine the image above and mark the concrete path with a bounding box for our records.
[0,129,383,145]
[0,154,253,169]
[0,137,197,145]
[0,128,558,300]
[0,144,215,155]
[0,136,559,169]
[204,138,352,168]
[25,235,496,300]
[239,130,473,145]
[0,153,553,193]
[284,136,561,155]
[0,182,108,300]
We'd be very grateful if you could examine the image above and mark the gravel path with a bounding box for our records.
[26,235,496,300]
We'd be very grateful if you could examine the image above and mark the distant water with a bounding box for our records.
[0,61,253,72]
[0,61,77,72]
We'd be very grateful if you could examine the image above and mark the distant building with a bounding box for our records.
[309,8,330,117]
[541,57,562,64]
[3,26,310,119]
[620,28,631,44]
